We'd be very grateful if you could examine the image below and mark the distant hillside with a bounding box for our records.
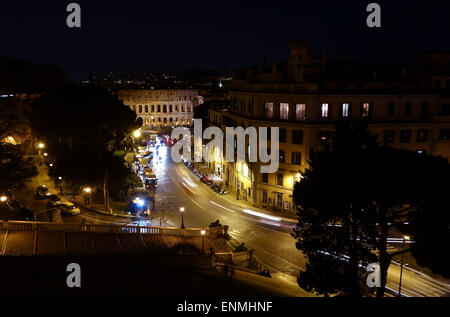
[0,57,67,93]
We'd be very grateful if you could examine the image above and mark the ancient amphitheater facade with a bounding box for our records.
[118,89,203,129]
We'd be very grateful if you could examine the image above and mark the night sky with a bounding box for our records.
[0,0,449,78]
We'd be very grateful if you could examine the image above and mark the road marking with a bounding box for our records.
[209,200,235,212]
[243,209,282,222]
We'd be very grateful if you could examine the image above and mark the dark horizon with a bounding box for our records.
[1,0,449,79]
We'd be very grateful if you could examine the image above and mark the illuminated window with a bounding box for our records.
[321,103,329,118]
[341,103,349,117]
[295,104,306,121]
[264,102,274,119]
[280,103,289,120]
[362,103,370,117]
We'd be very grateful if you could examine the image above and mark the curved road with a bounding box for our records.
[144,144,450,297]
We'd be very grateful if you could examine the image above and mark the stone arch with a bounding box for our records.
[138,105,142,113]
[145,105,148,113]
[151,105,155,112]
[163,105,167,113]
[169,104,173,112]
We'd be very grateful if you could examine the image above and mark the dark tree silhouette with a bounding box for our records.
[293,120,450,297]
[28,84,142,211]
[0,142,38,192]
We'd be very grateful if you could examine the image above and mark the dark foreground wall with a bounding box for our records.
[0,255,278,297]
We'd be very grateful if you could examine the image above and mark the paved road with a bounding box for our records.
[144,144,450,297]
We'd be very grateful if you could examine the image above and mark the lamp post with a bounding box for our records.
[180,207,185,229]
[160,202,164,227]
[84,187,92,207]
[201,228,206,253]
[38,142,45,156]
[398,235,410,297]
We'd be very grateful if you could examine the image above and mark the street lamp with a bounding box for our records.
[180,207,185,229]
[398,235,410,297]
[84,187,92,207]
[201,228,206,253]
[38,142,45,156]
[0,196,7,202]
[133,129,142,138]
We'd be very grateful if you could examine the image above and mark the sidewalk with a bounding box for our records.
[190,165,298,224]
[70,195,145,221]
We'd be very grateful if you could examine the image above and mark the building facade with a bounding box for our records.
[118,89,203,129]
[206,41,450,215]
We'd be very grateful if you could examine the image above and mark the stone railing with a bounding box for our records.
[0,220,208,237]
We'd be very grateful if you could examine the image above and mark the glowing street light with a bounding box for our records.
[0,196,7,202]
[83,187,92,207]
[133,129,142,138]
[38,143,45,149]
[180,207,185,229]
[398,235,411,297]
[201,228,206,253]
[43,152,48,157]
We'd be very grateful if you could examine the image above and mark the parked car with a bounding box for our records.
[6,198,22,212]
[200,175,209,183]
[36,185,49,195]
[18,207,37,221]
[211,183,228,195]
[47,194,61,202]
[53,201,80,216]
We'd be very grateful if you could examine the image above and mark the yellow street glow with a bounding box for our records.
[133,129,141,138]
